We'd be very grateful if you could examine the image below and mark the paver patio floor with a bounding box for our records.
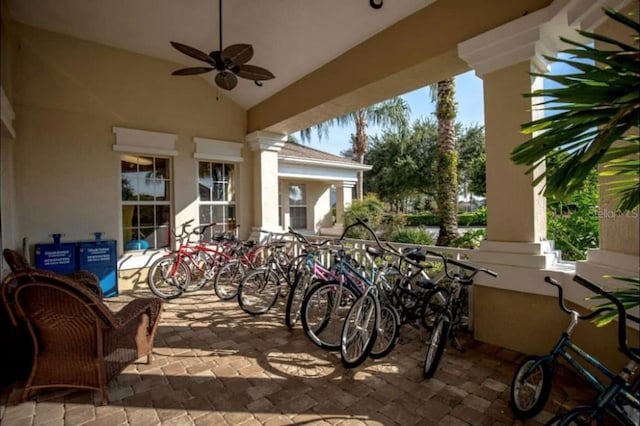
[0,286,596,425]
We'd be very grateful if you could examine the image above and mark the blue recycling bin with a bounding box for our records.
[34,234,77,275]
[78,233,118,297]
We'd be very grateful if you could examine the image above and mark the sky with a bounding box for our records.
[293,70,485,156]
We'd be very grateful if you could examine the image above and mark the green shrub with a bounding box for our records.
[390,228,435,246]
[344,195,385,239]
[449,229,486,249]
[405,211,487,227]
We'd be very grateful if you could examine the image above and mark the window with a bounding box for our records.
[198,162,236,237]
[289,184,307,229]
[121,155,171,250]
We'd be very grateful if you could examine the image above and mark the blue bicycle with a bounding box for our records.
[510,275,639,423]
[545,275,639,425]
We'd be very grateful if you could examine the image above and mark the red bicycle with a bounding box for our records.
[146,220,269,300]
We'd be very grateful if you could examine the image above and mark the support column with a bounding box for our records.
[246,131,286,240]
[334,182,354,227]
[455,0,639,363]
[576,3,639,281]
[321,181,354,237]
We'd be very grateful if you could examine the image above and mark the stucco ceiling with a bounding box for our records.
[6,0,433,110]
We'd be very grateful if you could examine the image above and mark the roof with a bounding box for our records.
[279,142,370,170]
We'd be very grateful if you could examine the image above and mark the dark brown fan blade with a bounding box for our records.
[172,67,214,76]
[221,44,253,66]
[234,64,275,81]
[170,41,214,64]
[215,72,238,90]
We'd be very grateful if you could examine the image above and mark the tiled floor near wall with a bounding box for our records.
[1,286,595,425]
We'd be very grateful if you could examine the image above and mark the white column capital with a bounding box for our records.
[246,131,287,152]
[458,0,631,76]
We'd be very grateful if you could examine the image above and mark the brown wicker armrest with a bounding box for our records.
[113,297,163,330]
[67,270,103,298]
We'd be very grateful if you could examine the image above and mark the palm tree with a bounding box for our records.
[432,78,459,246]
[299,97,410,199]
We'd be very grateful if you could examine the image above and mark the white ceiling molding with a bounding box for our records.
[246,131,287,152]
[193,137,243,162]
[112,126,178,156]
[457,0,631,77]
[1,86,16,138]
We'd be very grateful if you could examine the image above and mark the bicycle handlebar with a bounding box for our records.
[424,249,497,280]
[572,274,640,363]
[544,276,612,320]
[287,227,340,249]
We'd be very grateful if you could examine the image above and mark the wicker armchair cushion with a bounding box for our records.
[4,270,163,405]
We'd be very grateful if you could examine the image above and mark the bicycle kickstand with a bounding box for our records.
[452,335,466,352]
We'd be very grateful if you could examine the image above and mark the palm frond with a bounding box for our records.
[511,8,640,211]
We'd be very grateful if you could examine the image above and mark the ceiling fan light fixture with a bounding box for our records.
[170,0,274,91]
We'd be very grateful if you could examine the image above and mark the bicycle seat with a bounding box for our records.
[242,241,256,248]
[272,241,287,249]
[366,246,385,257]
[406,250,426,263]
[417,278,436,290]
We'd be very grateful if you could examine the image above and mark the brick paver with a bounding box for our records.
[0,287,596,425]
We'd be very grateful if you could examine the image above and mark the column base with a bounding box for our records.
[469,240,559,269]
[576,249,639,285]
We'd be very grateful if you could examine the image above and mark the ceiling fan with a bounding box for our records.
[170,0,274,90]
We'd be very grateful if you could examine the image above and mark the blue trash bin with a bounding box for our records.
[78,233,118,297]
[34,234,77,275]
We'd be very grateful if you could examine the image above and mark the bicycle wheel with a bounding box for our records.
[147,255,190,300]
[423,313,450,378]
[546,407,604,425]
[340,292,379,368]
[369,304,401,359]
[510,355,553,419]
[214,260,245,300]
[301,280,359,351]
[237,268,280,315]
[284,265,313,328]
[420,288,449,329]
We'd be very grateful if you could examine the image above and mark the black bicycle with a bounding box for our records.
[422,252,497,378]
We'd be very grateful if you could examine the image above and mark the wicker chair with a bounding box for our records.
[1,269,163,405]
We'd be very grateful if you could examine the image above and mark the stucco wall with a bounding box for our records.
[9,22,250,256]
[474,285,639,372]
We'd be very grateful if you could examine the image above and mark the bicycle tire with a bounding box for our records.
[214,260,245,300]
[420,288,449,330]
[286,254,307,288]
[545,407,605,425]
[510,355,553,419]
[301,280,359,351]
[237,268,280,315]
[147,255,190,300]
[340,292,379,368]
[284,265,313,328]
[423,314,450,378]
[369,304,401,359]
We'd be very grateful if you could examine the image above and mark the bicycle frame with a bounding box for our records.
[523,326,616,394]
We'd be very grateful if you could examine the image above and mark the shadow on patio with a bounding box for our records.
[0,289,595,425]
